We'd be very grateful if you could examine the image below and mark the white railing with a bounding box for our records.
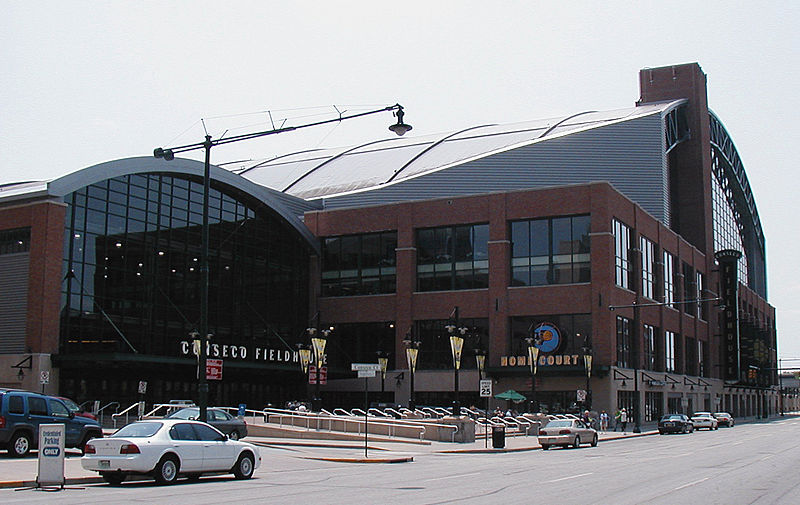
[111,401,143,428]
[263,409,460,442]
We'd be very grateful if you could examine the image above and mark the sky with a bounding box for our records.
[2,1,799,361]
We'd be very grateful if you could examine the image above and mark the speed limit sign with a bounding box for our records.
[479,379,492,398]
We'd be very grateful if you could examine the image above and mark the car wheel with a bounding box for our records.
[591,434,598,447]
[101,472,125,485]
[9,432,31,458]
[233,452,255,480]
[154,455,180,485]
[541,444,550,450]
[228,430,240,441]
[572,436,581,449]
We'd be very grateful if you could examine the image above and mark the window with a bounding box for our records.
[663,251,675,308]
[192,423,225,441]
[616,316,631,368]
[665,331,677,373]
[8,395,24,414]
[50,400,71,418]
[322,231,397,296]
[613,219,632,289]
[169,423,198,441]
[698,340,707,377]
[415,318,489,370]
[640,236,656,299]
[645,392,663,422]
[682,262,695,315]
[417,224,488,292]
[29,397,48,416]
[696,271,707,320]
[643,324,656,371]
[686,337,697,375]
[511,215,590,286]
[0,228,30,255]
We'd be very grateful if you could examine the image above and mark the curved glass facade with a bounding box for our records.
[711,164,750,287]
[59,173,311,404]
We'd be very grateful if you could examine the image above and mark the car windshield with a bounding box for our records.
[714,412,729,416]
[662,415,683,420]
[545,420,573,427]
[112,422,163,438]
[168,408,199,420]
[60,398,80,412]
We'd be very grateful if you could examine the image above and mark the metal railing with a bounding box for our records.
[263,408,460,442]
[111,401,142,428]
[96,401,119,427]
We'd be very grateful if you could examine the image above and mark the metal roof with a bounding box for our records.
[229,101,685,200]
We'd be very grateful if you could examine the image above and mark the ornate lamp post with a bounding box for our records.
[377,351,389,403]
[446,309,468,417]
[474,348,487,382]
[153,104,411,422]
[308,326,332,412]
[580,333,593,410]
[298,344,312,375]
[403,330,421,411]
[525,328,542,414]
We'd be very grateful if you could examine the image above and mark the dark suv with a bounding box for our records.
[0,389,103,457]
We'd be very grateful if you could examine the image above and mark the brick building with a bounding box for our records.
[0,63,777,422]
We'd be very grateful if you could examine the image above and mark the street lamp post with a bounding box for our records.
[403,330,421,411]
[525,330,542,414]
[377,351,389,403]
[581,334,593,410]
[309,326,331,412]
[446,308,467,417]
[154,104,411,423]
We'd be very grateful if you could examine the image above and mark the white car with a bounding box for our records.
[690,412,719,430]
[82,419,261,485]
[538,418,598,449]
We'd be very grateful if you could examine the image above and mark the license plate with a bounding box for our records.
[99,460,110,469]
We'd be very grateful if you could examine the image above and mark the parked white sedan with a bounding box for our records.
[82,419,261,485]
[690,412,719,430]
[538,418,598,449]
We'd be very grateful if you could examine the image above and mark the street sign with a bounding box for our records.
[138,381,147,394]
[351,363,383,372]
[358,370,376,378]
[577,389,586,402]
[479,379,492,398]
[206,359,223,380]
[39,371,50,385]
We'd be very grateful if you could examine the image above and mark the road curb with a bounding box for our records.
[302,456,413,464]
[0,476,104,489]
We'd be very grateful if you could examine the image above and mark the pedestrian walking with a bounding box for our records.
[600,411,609,432]
[620,408,628,432]
[614,409,622,431]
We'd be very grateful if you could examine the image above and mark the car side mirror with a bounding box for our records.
[69,411,75,419]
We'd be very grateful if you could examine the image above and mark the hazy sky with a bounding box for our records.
[2,1,799,361]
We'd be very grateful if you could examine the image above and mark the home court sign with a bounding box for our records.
[179,341,300,364]
[500,322,583,368]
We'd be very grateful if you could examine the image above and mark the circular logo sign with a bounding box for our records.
[533,322,561,353]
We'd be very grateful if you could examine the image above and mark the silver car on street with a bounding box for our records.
[538,418,598,449]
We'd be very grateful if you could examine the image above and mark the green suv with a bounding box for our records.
[0,389,103,457]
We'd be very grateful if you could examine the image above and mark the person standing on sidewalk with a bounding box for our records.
[620,408,628,432]
[600,410,609,432]
[614,409,622,431]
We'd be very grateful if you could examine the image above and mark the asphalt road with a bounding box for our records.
[2,417,799,505]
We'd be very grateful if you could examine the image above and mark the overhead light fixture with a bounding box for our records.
[389,105,412,136]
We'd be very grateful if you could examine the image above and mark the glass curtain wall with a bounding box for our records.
[60,174,311,358]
